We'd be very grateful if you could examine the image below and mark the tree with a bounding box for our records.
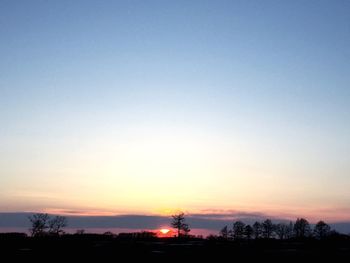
[232,221,245,240]
[244,225,253,240]
[171,212,190,237]
[286,221,294,239]
[29,213,50,237]
[182,224,191,236]
[293,218,311,238]
[262,219,274,239]
[49,216,67,235]
[220,226,229,239]
[135,231,157,239]
[103,231,115,236]
[275,223,289,240]
[314,221,331,239]
[75,229,85,235]
[252,221,262,239]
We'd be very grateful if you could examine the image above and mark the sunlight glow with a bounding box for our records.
[1,0,349,225]
[159,228,170,234]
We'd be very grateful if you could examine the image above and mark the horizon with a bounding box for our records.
[1,0,350,232]
[1,211,350,236]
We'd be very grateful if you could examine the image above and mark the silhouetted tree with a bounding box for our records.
[103,231,114,236]
[286,221,294,239]
[275,223,290,240]
[207,234,219,241]
[171,212,190,237]
[262,219,274,239]
[293,218,311,238]
[135,231,157,239]
[29,213,50,237]
[328,229,340,238]
[49,216,67,235]
[244,225,253,240]
[253,221,262,239]
[314,221,331,239]
[182,224,191,236]
[220,226,229,239]
[75,229,85,235]
[232,221,245,240]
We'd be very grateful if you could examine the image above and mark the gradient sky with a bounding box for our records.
[0,0,350,222]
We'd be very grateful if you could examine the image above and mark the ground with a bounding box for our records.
[1,234,350,261]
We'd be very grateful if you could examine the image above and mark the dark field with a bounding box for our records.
[1,233,350,261]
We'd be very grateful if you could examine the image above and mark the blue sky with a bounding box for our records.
[0,0,349,220]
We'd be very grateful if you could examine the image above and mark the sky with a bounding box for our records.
[0,0,350,223]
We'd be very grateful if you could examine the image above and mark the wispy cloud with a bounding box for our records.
[189,210,271,221]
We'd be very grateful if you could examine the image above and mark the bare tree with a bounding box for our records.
[220,226,229,239]
[262,219,274,239]
[49,216,67,235]
[75,229,85,235]
[314,221,331,239]
[29,213,50,237]
[171,212,190,237]
[275,223,289,240]
[182,224,191,236]
[286,221,294,239]
[293,218,311,238]
[232,221,245,240]
[252,221,262,239]
[244,224,253,240]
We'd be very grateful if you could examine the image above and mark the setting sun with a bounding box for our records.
[159,228,170,235]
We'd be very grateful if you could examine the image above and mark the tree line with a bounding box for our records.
[29,213,67,237]
[28,212,193,238]
[28,212,337,240]
[219,218,334,240]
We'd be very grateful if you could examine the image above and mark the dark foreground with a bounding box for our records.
[1,233,350,261]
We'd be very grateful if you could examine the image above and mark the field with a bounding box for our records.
[1,233,350,261]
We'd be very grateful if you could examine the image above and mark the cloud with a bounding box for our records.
[188,210,271,221]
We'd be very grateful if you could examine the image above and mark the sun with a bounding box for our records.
[159,228,170,234]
